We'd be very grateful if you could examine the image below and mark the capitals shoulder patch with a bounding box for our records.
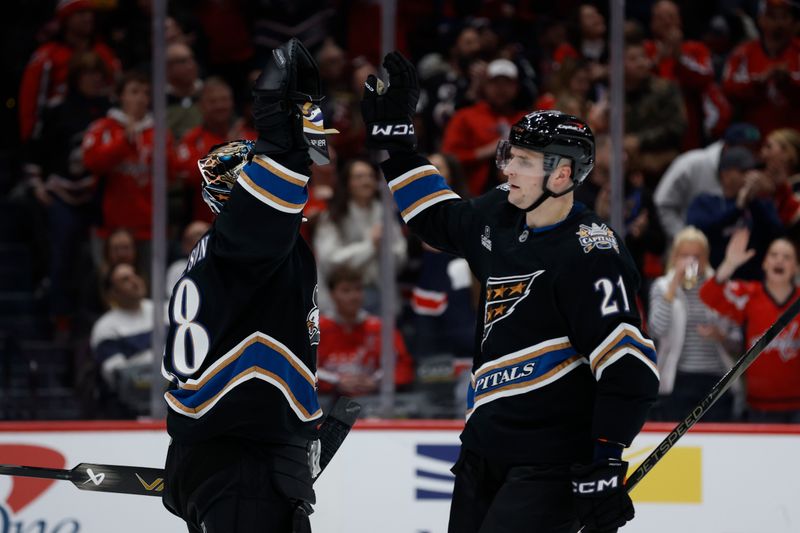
[576,223,619,254]
[482,271,545,344]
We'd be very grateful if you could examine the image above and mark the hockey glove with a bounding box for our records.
[361,51,419,153]
[571,458,634,533]
[252,38,320,155]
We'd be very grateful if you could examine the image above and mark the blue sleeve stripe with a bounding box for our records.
[254,156,309,186]
[387,165,440,191]
[389,171,460,222]
[164,332,322,421]
[399,190,462,222]
[237,157,309,214]
[589,323,659,380]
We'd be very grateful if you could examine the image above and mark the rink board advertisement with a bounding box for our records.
[0,421,798,533]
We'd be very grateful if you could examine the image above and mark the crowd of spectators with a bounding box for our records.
[2,0,800,422]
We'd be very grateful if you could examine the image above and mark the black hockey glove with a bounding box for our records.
[360,51,419,153]
[252,38,321,156]
[571,458,634,533]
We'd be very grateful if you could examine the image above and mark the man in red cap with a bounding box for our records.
[18,0,120,143]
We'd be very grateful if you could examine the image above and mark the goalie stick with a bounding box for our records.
[0,397,361,497]
[572,293,800,532]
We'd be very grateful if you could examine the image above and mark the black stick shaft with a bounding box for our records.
[625,294,800,491]
[0,464,72,481]
[0,463,165,496]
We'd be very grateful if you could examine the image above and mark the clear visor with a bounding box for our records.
[495,140,513,170]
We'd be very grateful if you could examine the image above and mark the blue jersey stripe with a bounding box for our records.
[165,337,321,421]
[391,172,452,214]
[466,342,585,416]
[238,160,308,210]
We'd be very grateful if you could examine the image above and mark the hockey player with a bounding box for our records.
[161,39,326,533]
[361,52,660,533]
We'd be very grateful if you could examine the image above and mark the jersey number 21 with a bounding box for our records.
[594,275,630,316]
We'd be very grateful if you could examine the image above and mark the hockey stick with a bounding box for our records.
[0,463,165,497]
[0,397,362,497]
[316,396,361,475]
[573,294,800,532]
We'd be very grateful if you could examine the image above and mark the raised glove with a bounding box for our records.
[360,51,419,153]
[252,38,320,155]
[571,458,634,533]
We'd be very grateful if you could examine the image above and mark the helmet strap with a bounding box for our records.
[524,171,553,212]
[523,152,581,212]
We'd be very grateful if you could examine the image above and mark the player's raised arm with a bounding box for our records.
[206,39,322,262]
[361,51,480,258]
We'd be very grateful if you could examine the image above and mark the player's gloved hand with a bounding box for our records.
[571,458,634,533]
[360,51,419,153]
[252,38,320,155]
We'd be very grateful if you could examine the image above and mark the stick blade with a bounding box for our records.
[328,396,362,427]
[71,463,165,497]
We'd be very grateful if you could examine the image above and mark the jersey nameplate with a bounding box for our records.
[185,235,210,272]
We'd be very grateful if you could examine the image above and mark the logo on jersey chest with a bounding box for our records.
[771,322,800,362]
[577,223,619,253]
[482,271,545,344]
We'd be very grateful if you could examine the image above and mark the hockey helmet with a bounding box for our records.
[198,140,254,215]
[496,110,595,188]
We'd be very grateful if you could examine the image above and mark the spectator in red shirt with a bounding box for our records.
[442,59,527,196]
[700,227,800,422]
[553,4,609,90]
[317,266,414,398]
[82,72,175,268]
[722,0,800,138]
[644,0,730,149]
[534,58,595,119]
[18,0,120,143]
[175,77,254,223]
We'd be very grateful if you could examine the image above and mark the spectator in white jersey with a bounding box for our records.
[89,262,154,416]
[648,226,741,421]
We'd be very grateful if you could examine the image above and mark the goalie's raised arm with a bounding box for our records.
[361,51,420,153]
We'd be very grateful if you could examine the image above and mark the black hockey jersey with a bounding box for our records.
[162,152,322,446]
[382,153,659,464]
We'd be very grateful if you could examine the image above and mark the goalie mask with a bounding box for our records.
[198,140,254,215]
[495,110,595,211]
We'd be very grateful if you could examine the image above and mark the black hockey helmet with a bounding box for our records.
[497,110,595,188]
